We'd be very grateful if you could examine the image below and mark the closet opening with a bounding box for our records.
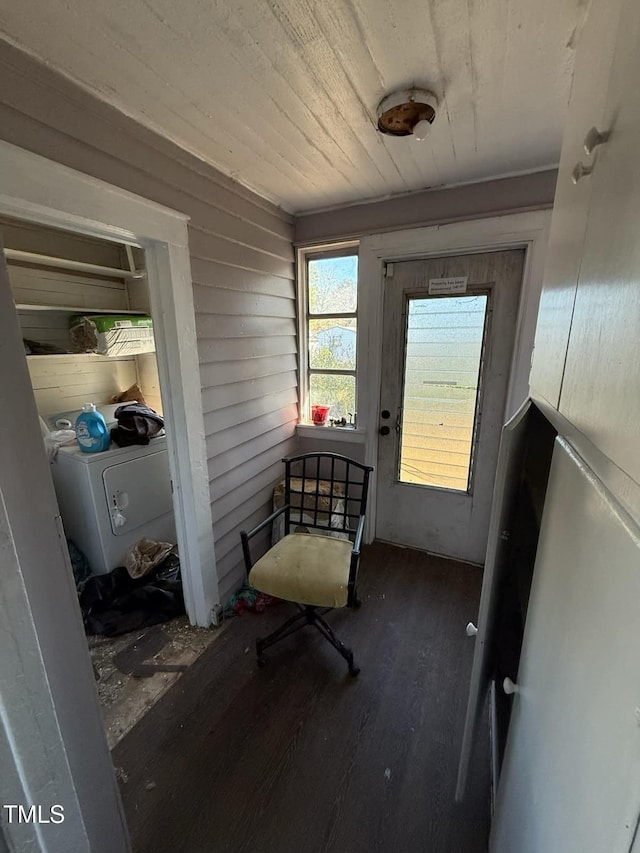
[489,404,557,786]
[3,215,217,747]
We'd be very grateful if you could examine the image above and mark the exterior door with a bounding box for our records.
[376,250,524,564]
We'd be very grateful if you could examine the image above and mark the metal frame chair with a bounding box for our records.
[240,452,373,676]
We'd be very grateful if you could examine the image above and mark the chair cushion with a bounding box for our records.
[248,533,353,608]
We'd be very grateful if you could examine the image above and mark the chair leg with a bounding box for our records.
[256,608,308,664]
[311,611,360,677]
[255,604,360,676]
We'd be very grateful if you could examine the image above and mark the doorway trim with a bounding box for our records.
[358,209,551,542]
[0,140,220,625]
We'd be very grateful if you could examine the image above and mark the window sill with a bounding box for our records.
[296,423,366,444]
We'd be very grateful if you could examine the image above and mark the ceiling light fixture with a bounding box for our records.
[376,87,438,141]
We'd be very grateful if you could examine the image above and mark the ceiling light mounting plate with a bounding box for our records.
[377,87,438,138]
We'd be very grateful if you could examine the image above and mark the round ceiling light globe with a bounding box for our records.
[413,119,432,142]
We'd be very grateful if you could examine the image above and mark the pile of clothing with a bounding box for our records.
[223,582,278,617]
[110,403,165,447]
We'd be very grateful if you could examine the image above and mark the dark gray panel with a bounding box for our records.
[295,171,558,244]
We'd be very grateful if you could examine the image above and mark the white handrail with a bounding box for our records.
[4,248,146,279]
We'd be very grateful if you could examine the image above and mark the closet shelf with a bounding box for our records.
[16,303,147,315]
[25,352,136,361]
[5,247,145,280]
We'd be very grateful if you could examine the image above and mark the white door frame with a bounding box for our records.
[0,140,220,626]
[357,210,551,542]
[1,239,129,851]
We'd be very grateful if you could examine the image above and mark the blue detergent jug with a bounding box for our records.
[75,403,110,453]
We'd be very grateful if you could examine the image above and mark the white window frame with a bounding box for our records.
[296,240,360,425]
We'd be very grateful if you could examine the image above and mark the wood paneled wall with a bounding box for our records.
[0,40,297,600]
[25,355,138,417]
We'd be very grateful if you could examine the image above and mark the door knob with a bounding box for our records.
[466,622,478,637]
[503,677,520,695]
[583,126,610,155]
[381,410,391,419]
[379,425,391,436]
[571,161,593,184]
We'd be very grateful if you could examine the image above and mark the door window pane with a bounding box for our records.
[399,294,488,491]
[309,374,356,421]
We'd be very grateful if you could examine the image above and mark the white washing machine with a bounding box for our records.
[48,405,176,575]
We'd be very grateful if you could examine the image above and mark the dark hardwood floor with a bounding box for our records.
[113,542,490,853]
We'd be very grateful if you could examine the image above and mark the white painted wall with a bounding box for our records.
[529,0,624,410]
[555,0,640,487]
[492,0,640,849]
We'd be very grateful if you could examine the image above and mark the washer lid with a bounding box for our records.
[48,403,122,431]
[55,434,168,464]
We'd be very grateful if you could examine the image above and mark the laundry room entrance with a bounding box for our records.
[1,212,218,746]
[0,141,221,844]
[4,217,173,565]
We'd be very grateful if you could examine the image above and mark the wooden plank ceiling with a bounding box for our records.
[0,0,585,213]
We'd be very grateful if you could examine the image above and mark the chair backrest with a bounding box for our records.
[282,453,373,539]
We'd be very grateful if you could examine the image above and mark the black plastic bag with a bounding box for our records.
[80,556,184,637]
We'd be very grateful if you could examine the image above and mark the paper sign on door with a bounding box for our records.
[428,276,468,295]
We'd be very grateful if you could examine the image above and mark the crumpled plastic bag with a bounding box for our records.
[124,537,174,579]
[45,429,77,460]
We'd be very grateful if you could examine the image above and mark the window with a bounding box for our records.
[399,293,489,491]
[301,248,358,423]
